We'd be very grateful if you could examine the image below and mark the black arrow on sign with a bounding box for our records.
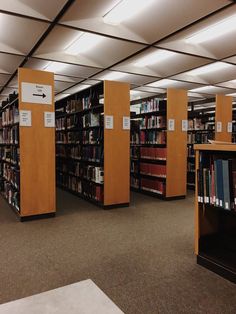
[33,93,46,98]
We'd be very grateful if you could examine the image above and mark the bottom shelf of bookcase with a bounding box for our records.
[57,186,129,209]
[0,192,55,222]
[198,232,236,283]
[130,187,185,201]
[197,253,236,284]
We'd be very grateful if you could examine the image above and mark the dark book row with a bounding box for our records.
[140,116,166,130]
[187,131,214,144]
[0,146,20,166]
[139,98,166,114]
[0,180,20,211]
[0,125,19,144]
[57,172,103,202]
[1,104,19,126]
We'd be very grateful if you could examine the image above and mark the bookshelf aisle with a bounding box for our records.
[0,68,56,221]
[195,144,236,283]
[130,88,187,199]
[55,81,130,208]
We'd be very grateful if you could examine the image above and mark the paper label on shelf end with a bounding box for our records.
[19,110,32,127]
[216,121,222,133]
[227,122,232,133]
[105,115,114,129]
[225,202,229,210]
[168,119,175,131]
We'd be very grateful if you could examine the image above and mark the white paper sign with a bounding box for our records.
[168,119,175,131]
[44,112,55,128]
[216,121,222,132]
[105,115,114,129]
[227,122,232,133]
[123,116,130,130]
[20,110,32,127]
[21,82,52,105]
[182,120,188,132]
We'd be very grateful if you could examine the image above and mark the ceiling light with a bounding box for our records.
[185,14,236,44]
[44,62,67,73]
[55,93,71,101]
[134,50,175,67]
[227,93,236,97]
[103,0,155,25]
[148,79,177,88]
[189,86,214,93]
[101,71,127,81]
[65,33,104,55]
[187,62,231,76]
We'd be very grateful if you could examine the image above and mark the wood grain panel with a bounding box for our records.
[166,88,187,197]
[215,94,232,142]
[104,81,130,206]
[18,68,55,217]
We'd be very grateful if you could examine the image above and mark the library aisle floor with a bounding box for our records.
[0,191,235,314]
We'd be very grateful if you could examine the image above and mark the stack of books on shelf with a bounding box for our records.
[187,110,215,189]
[0,93,20,212]
[56,90,105,204]
[197,154,236,210]
[130,98,167,196]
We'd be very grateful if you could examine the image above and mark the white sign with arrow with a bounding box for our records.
[21,82,52,105]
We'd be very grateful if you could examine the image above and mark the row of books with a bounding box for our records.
[187,132,214,144]
[0,146,20,165]
[1,181,20,211]
[140,147,166,160]
[139,99,166,114]
[140,116,166,129]
[140,163,166,178]
[187,145,194,158]
[56,145,104,163]
[82,129,103,145]
[188,117,214,131]
[197,154,236,210]
[0,125,19,144]
[1,105,19,126]
[130,176,139,189]
[141,178,165,195]
[56,117,66,130]
[187,162,195,172]
[131,161,138,174]
[83,113,101,128]
[140,130,166,145]
[57,172,103,202]
[2,164,20,189]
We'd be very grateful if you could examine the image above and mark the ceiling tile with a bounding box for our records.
[59,0,230,44]
[1,86,18,95]
[217,79,236,89]
[112,47,211,77]
[24,58,101,78]
[157,5,236,59]
[32,25,145,68]
[0,12,49,55]
[146,79,201,90]
[0,0,68,21]
[54,80,75,93]
[133,86,165,94]
[92,70,157,85]
[223,55,236,64]
[171,62,236,84]
[54,74,83,83]
[130,90,158,101]
[189,85,234,95]
[0,53,24,74]
[0,73,11,85]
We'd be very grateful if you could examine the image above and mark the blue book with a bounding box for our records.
[222,160,230,210]
[216,159,224,207]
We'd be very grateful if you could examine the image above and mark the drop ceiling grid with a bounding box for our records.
[0,0,235,99]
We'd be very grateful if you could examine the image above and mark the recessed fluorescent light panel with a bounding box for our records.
[44,62,67,73]
[65,33,104,55]
[101,71,127,81]
[55,93,71,101]
[134,50,175,67]
[187,62,231,76]
[103,0,155,25]
[185,14,236,44]
[148,79,177,88]
[189,86,213,93]
[227,93,236,97]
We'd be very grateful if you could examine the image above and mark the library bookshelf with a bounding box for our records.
[194,144,236,283]
[187,95,233,190]
[130,88,187,200]
[0,68,56,221]
[55,80,130,208]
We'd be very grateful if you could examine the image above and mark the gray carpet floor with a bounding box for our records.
[0,190,235,314]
